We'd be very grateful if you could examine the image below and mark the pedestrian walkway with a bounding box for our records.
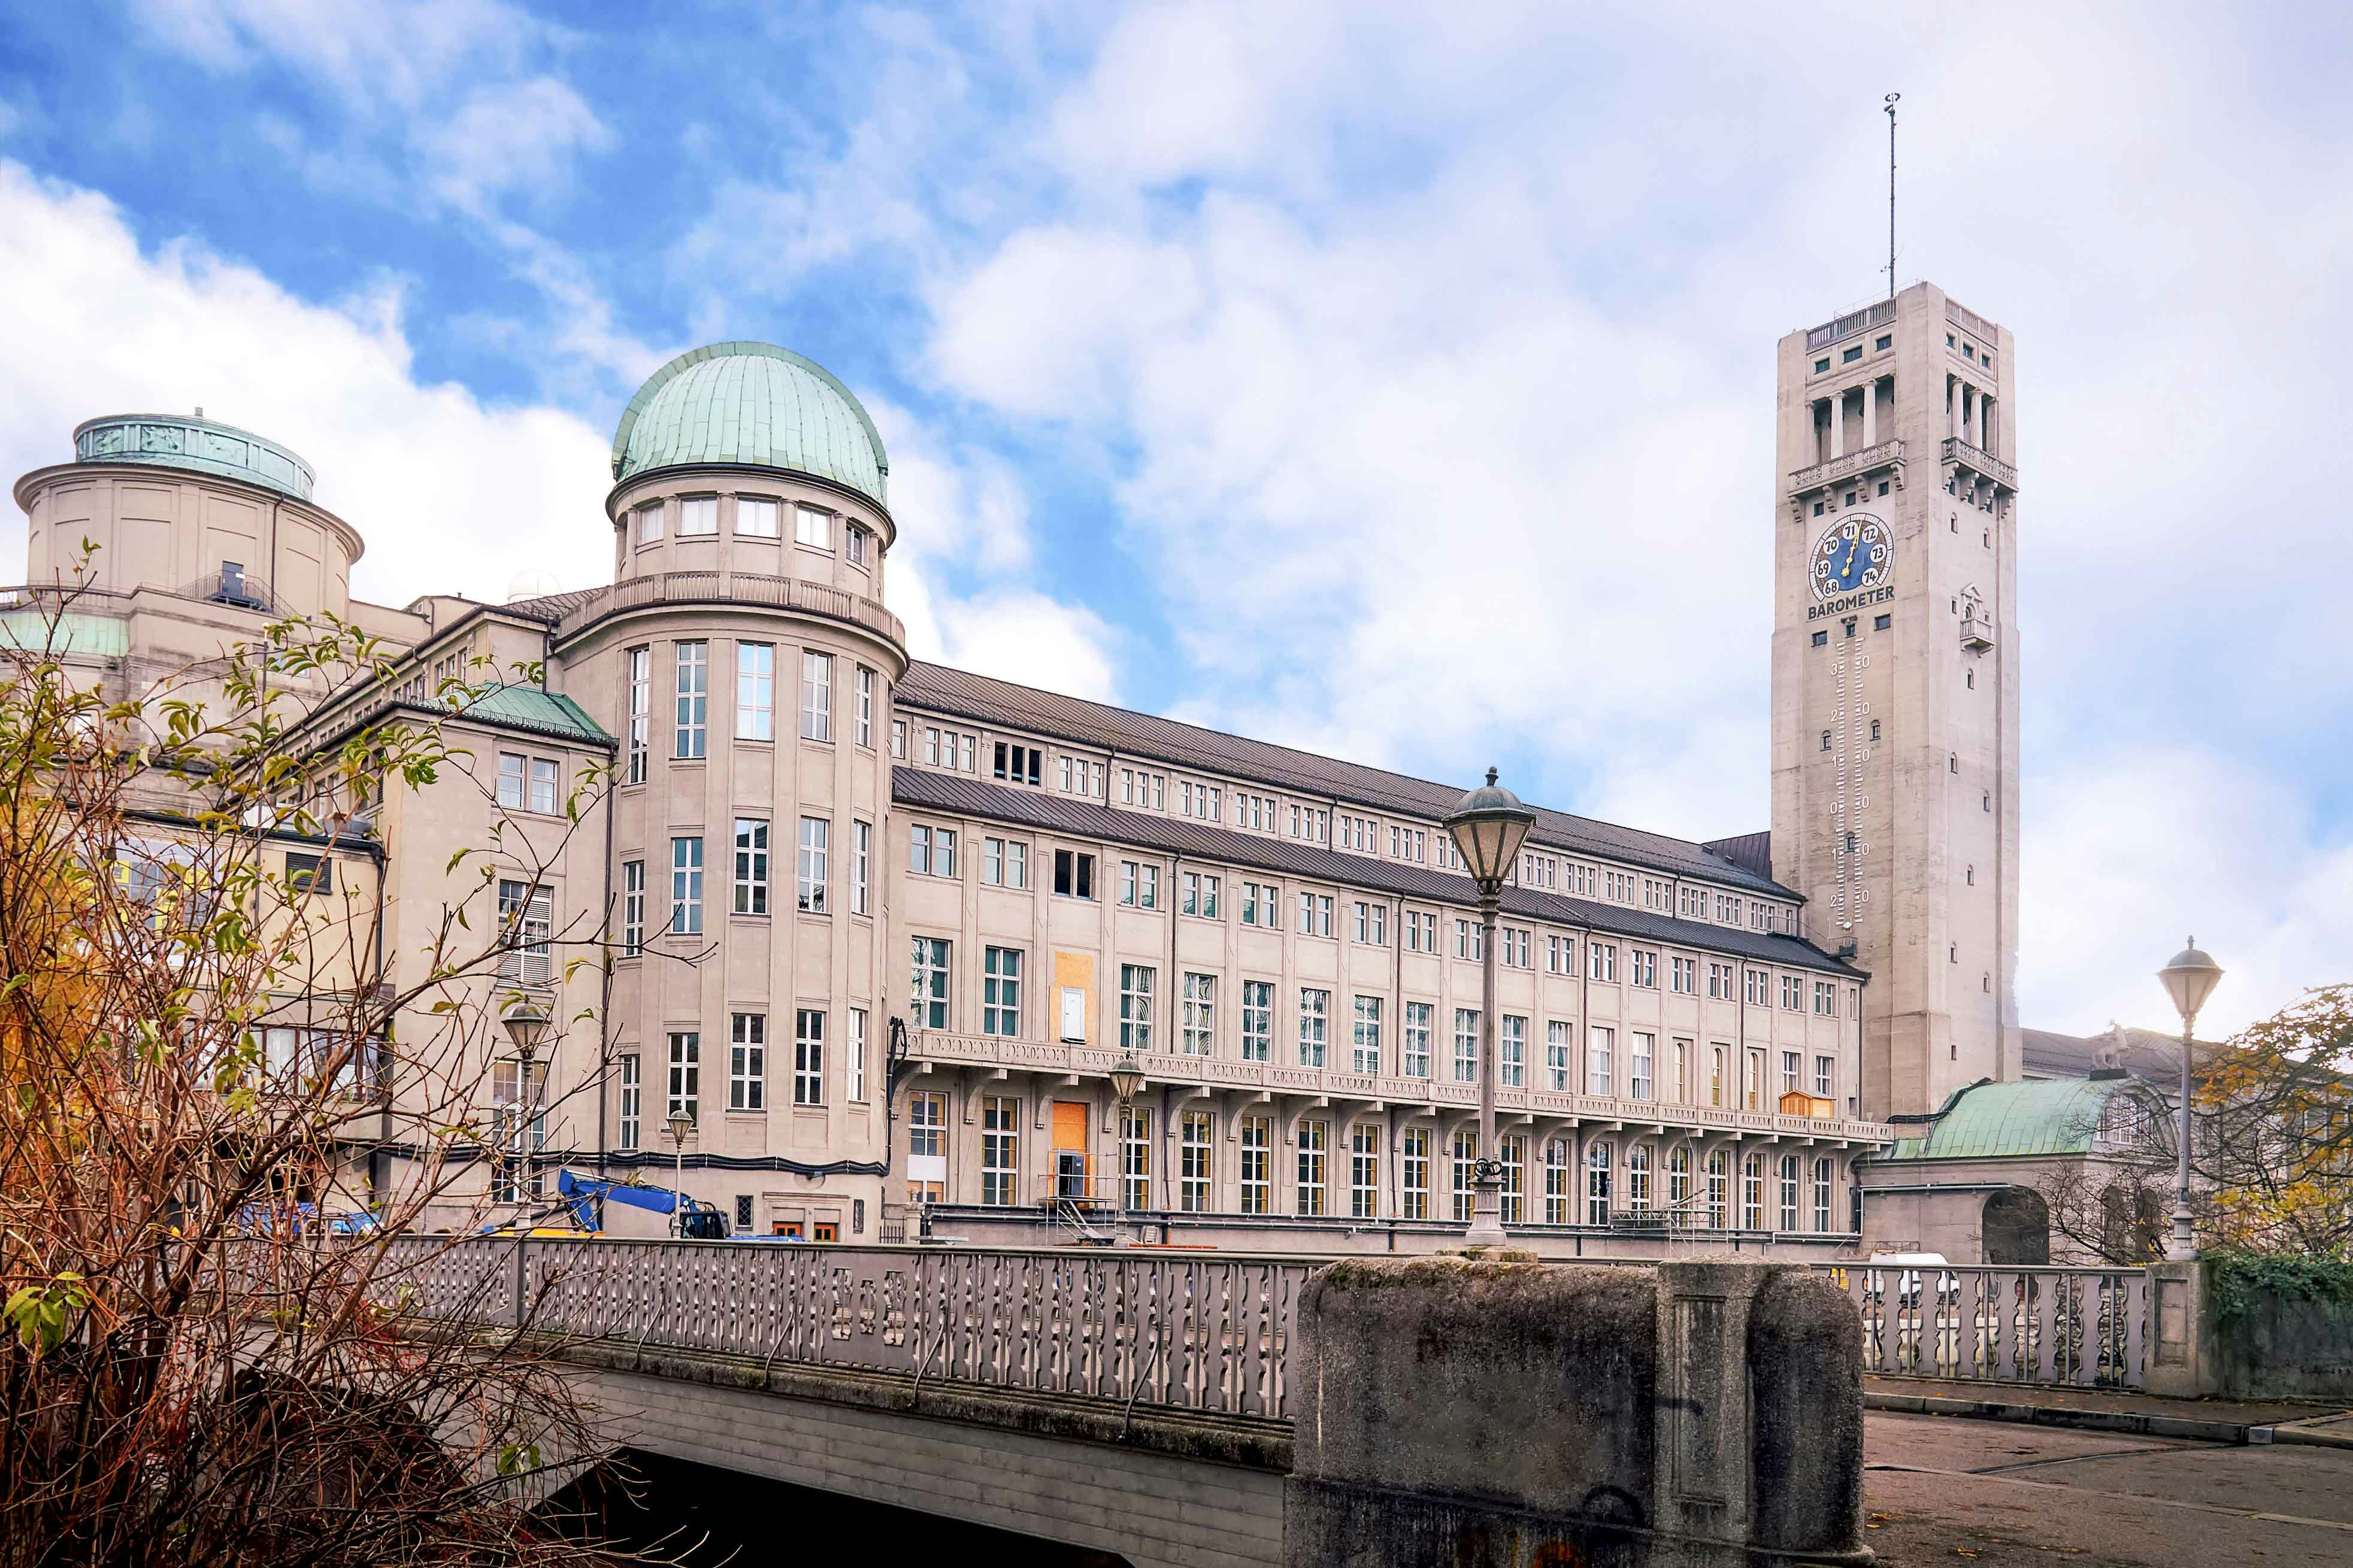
[1864,1374,2351,1444]
[1863,1409,2353,1566]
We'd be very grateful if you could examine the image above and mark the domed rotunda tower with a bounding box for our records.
[557,341,908,1237]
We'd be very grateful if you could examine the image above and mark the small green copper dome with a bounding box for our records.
[611,342,889,508]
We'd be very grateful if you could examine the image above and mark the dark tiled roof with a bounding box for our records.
[893,767,1861,978]
[895,661,1795,900]
[2021,1026,2212,1081]
[1702,831,1772,881]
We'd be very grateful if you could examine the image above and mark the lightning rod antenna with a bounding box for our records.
[1884,93,1900,301]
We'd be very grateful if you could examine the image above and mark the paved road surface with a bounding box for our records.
[1864,1411,2353,1566]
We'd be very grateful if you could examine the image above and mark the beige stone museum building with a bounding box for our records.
[7,280,2024,1257]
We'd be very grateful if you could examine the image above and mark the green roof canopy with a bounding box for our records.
[453,684,613,748]
[1885,1077,2131,1161]
[610,342,889,509]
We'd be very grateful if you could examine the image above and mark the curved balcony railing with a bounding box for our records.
[553,569,904,649]
[910,1030,1889,1145]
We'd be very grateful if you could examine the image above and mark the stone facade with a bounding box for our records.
[11,324,1909,1252]
[1771,282,2022,1121]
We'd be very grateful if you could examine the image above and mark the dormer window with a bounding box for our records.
[677,496,717,536]
[795,507,832,549]
[737,497,780,538]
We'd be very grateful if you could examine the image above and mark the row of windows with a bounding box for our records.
[909,941,1842,1103]
[905,821,1851,1013]
[891,724,1779,928]
[615,1006,873,1143]
[919,1093,1843,1230]
[631,493,874,565]
[618,818,875,951]
[623,644,877,781]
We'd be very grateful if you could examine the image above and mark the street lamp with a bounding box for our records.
[665,1109,694,1239]
[501,1005,550,1206]
[1444,768,1538,1248]
[2156,938,2224,1263]
[1109,1051,1146,1236]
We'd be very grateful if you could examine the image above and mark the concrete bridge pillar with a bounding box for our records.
[1284,1257,1867,1567]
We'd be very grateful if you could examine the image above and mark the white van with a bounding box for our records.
[1867,1252,1958,1308]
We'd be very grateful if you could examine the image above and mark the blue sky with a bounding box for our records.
[0,1,2346,1036]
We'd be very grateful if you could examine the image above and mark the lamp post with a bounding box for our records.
[1109,1051,1146,1238]
[2156,938,2224,1263]
[502,1005,549,1206]
[665,1109,694,1238]
[1443,768,1539,1248]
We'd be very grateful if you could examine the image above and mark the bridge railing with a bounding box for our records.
[1813,1263,2149,1390]
[376,1236,1310,1423]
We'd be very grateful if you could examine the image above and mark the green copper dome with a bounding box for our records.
[610,342,889,508]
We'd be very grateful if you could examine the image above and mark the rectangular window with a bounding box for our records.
[1546,1020,1571,1090]
[848,1008,868,1102]
[795,506,832,548]
[678,496,717,536]
[520,756,558,815]
[891,718,906,759]
[983,947,1023,1037]
[1451,1130,1477,1223]
[909,937,950,1030]
[1707,1150,1728,1227]
[1298,987,1329,1068]
[1630,1032,1655,1100]
[1545,1137,1571,1224]
[1627,1145,1651,1212]
[1402,1127,1430,1220]
[854,666,874,748]
[1120,965,1155,1052]
[797,816,829,912]
[1121,1105,1151,1211]
[1181,870,1221,917]
[621,859,645,957]
[909,824,958,879]
[1815,979,1837,1016]
[617,1054,641,1150]
[1241,881,1280,927]
[798,650,831,741]
[852,820,871,914]
[1668,1144,1692,1215]
[1813,1158,1834,1233]
[1779,1154,1801,1232]
[1586,1141,1612,1226]
[1180,1111,1213,1212]
[1500,1133,1525,1224]
[731,817,770,915]
[1239,1115,1270,1214]
[1586,1026,1614,1097]
[1349,1123,1380,1218]
[1053,849,1095,899]
[496,879,551,984]
[1453,1008,1479,1083]
[674,641,708,758]
[1402,1001,1432,1078]
[667,836,705,935]
[1742,1155,1764,1230]
[729,1012,767,1111]
[736,496,779,538]
[1588,942,1616,982]
[1746,969,1771,1006]
[1182,972,1215,1057]
[980,1096,1018,1205]
[846,524,868,565]
[1782,1050,1801,1096]
[906,1091,946,1202]
[1500,1014,1525,1088]
[1630,949,1657,988]
[667,1031,699,1123]
[1241,980,1273,1063]
[637,502,664,545]
[496,751,526,809]
[1815,1055,1834,1097]
[625,647,650,782]
[1671,956,1695,994]
[1295,1120,1327,1215]
[1350,995,1382,1074]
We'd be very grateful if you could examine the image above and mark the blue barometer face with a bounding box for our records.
[1810,514,1892,598]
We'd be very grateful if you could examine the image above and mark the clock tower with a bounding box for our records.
[1769,281,2020,1120]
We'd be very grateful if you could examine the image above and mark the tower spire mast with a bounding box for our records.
[1884,93,1900,301]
